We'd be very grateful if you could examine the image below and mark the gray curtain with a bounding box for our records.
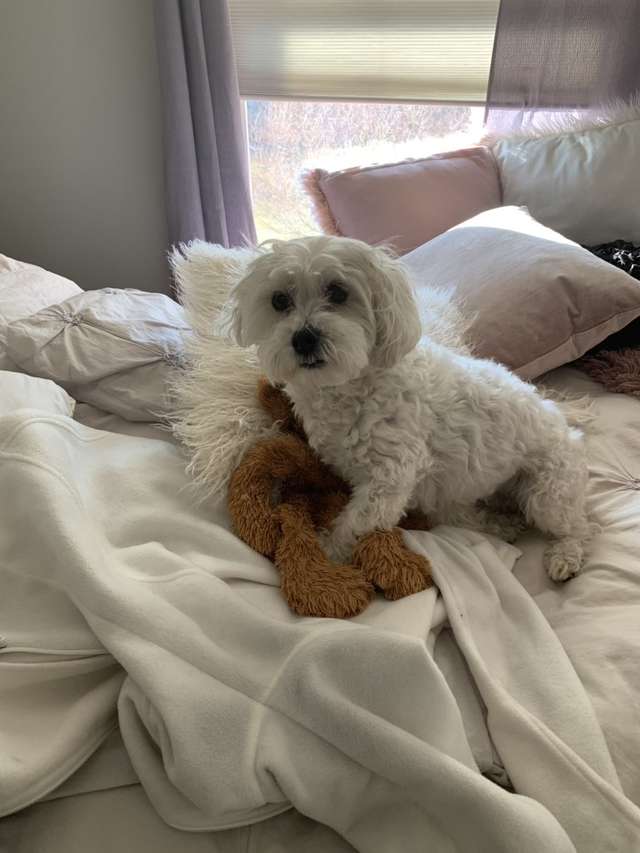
[154,0,256,249]
[486,0,640,131]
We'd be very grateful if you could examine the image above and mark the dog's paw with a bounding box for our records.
[544,539,584,582]
[354,529,433,600]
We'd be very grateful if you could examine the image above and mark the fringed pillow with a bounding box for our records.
[169,242,279,503]
[302,147,502,255]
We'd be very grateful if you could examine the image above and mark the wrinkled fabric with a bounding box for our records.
[2,371,640,851]
[5,288,189,422]
[516,367,640,807]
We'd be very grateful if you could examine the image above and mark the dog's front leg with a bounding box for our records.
[323,479,414,564]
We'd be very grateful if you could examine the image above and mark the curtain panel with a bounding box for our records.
[154,0,256,250]
[486,0,640,130]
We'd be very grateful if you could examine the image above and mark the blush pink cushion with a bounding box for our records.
[404,206,640,380]
[303,147,502,255]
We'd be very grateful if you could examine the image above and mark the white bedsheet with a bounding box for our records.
[516,367,640,807]
[2,370,640,852]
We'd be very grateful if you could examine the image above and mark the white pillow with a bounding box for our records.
[0,371,75,418]
[0,254,83,371]
[0,328,16,373]
[0,254,82,325]
[169,241,277,501]
[5,289,189,422]
[490,103,640,245]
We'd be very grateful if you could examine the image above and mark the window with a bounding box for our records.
[232,1,497,240]
[246,100,485,242]
[230,2,500,103]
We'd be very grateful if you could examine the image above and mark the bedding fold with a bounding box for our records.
[1,370,640,852]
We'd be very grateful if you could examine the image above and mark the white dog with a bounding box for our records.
[228,235,592,582]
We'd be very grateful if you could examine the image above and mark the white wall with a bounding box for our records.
[0,0,170,293]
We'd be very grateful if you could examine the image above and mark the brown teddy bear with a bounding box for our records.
[227,378,433,618]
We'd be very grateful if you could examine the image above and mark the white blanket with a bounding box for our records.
[1,371,640,852]
[516,368,640,808]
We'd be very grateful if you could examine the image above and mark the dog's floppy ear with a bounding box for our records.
[366,247,422,368]
[221,254,267,346]
[223,241,284,346]
[217,275,249,346]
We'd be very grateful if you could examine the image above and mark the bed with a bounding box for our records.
[1,249,640,853]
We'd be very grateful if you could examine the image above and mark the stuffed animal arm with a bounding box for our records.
[227,378,433,618]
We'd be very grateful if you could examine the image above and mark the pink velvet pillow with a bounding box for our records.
[303,147,502,255]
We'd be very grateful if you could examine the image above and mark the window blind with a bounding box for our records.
[229,1,501,103]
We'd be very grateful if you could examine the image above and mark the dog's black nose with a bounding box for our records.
[291,326,320,356]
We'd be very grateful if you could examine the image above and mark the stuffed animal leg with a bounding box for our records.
[228,433,375,617]
[226,380,433,618]
[276,496,375,618]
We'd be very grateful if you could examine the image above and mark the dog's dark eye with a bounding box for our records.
[326,282,348,305]
[271,291,292,312]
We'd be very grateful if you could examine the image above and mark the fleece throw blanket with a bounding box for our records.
[1,371,640,852]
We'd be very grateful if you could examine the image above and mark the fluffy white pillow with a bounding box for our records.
[489,100,640,245]
[169,241,278,502]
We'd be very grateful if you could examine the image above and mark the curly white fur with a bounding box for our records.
[169,239,470,505]
[230,235,592,581]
